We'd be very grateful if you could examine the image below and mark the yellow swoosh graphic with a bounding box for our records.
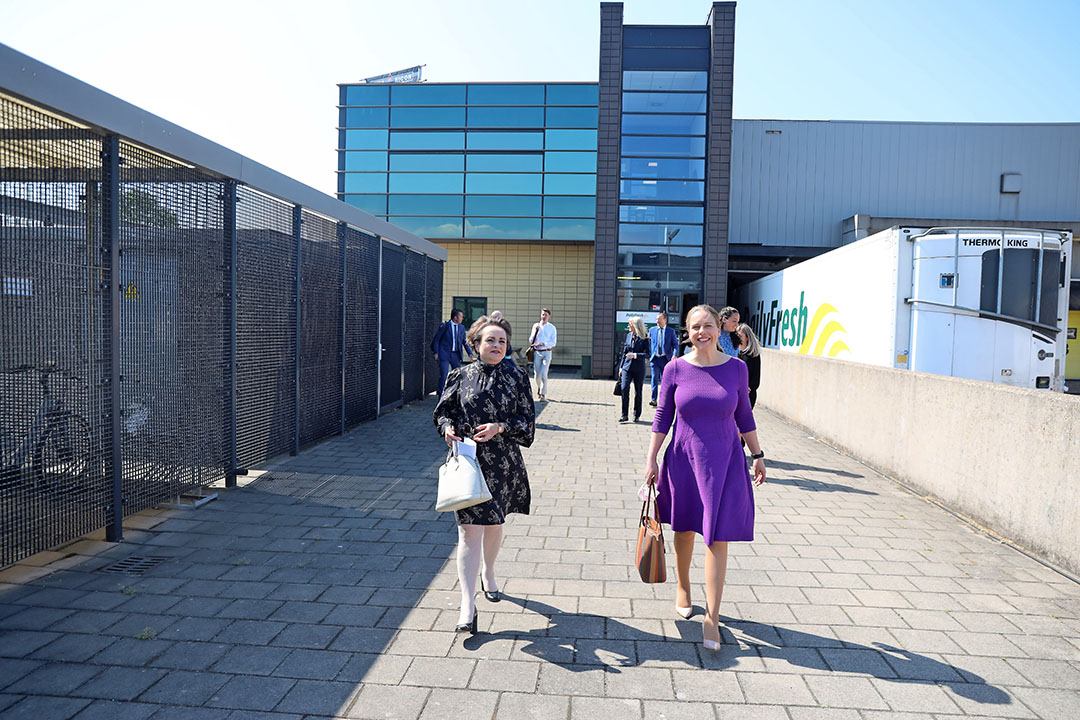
[812,321,846,356]
[797,303,839,354]
[826,340,851,358]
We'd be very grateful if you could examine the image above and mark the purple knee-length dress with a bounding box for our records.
[651,356,757,544]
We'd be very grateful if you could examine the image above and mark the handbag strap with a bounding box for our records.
[639,483,664,540]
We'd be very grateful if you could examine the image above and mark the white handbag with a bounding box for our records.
[435,442,492,512]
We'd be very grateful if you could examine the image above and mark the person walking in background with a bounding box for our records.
[432,308,473,395]
[529,307,557,401]
[648,311,679,407]
[735,323,761,408]
[717,306,740,357]
[434,316,535,635]
[618,316,651,423]
[645,304,766,651]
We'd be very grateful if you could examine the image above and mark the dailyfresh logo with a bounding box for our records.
[749,291,851,357]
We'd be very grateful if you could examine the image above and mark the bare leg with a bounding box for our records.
[481,524,503,592]
[456,524,483,625]
[703,541,729,647]
[673,531,695,612]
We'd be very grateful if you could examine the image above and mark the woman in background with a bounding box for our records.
[617,316,650,423]
[735,323,761,408]
[717,306,740,357]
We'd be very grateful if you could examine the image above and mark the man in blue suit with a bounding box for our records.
[432,308,473,395]
[648,311,679,407]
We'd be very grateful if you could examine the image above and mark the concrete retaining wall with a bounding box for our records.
[757,349,1080,576]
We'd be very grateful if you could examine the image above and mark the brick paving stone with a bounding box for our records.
[204,675,295,712]
[467,659,539,692]
[75,666,168,701]
[140,670,231,706]
[150,641,230,670]
[273,679,357,715]
[271,648,351,680]
[418,688,498,720]
[269,623,342,649]
[713,703,790,720]
[737,671,816,705]
[0,630,64,658]
[642,700,716,720]
[145,706,232,720]
[804,675,889,709]
[211,645,290,676]
[604,666,675,699]
[1008,687,1080,720]
[494,691,569,720]
[4,661,102,695]
[71,699,160,719]
[570,696,642,720]
[401,656,475,689]
[1,696,92,719]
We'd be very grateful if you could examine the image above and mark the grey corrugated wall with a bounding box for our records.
[730,120,1080,248]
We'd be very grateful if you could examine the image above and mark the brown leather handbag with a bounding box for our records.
[526,325,538,364]
[635,484,667,583]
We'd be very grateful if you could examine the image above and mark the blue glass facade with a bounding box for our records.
[338,83,599,241]
[616,27,711,316]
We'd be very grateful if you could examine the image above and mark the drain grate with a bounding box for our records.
[100,555,170,575]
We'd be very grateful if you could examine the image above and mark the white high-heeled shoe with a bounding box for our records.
[675,605,693,619]
[702,606,721,650]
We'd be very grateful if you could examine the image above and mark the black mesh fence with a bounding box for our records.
[0,97,110,567]
[0,92,442,566]
[425,257,443,395]
[379,244,404,408]
[403,250,426,404]
[344,227,379,427]
[235,187,296,469]
[117,141,227,515]
[299,210,342,446]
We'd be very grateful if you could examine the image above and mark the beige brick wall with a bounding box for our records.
[440,242,594,367]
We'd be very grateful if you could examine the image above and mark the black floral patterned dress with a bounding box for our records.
[434,360,535,525]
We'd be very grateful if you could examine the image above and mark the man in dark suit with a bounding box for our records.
[432,308,473,395]
[648,311,679,407]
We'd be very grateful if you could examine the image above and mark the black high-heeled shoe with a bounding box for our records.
[455,609,478,634]
[480,578,501,603]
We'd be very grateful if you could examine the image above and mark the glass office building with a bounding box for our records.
[338,83,599,241]
[615,31,711,327]
[338,2,736,373]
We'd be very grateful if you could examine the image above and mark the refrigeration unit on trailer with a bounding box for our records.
[733,226,1072,391]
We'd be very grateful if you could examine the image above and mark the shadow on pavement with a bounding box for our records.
[463,596,1011,706]
[765,475,878,495]
[768,459,864,479]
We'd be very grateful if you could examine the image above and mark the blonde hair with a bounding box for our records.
[628,316,648,339]
[685,304,721,327]
[735,323,761,357]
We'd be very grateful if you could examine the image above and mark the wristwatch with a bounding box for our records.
[750,451,765,460]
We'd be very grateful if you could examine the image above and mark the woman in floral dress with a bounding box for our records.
[434,316,535,633]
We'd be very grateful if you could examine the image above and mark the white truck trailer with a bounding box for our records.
[732,226,1073,391]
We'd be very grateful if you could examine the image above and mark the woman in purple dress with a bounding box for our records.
[645,304,767,650]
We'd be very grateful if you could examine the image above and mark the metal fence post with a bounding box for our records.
[223,181,238,487]
[339,222,347,435]
[292,205,302,456]
[102,134,123,543]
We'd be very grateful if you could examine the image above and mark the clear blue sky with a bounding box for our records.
[2,0,1077,195]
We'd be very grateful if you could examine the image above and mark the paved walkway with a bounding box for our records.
[1,374,1079,720]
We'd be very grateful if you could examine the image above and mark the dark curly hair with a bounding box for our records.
[466,315,512,350]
